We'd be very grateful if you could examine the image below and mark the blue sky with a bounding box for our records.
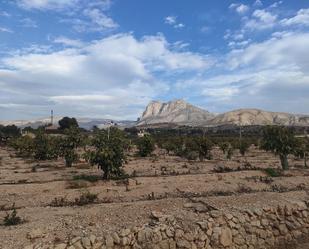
[0,0,309,120]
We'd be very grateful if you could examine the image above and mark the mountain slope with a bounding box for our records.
[137,99,215,126]
[138,100,309,127]
[208,109,309,126]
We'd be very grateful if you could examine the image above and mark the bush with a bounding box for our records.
[3,204,22,226]
[87,128,127,179]
[72,174,101,182]
[264,168,282,177]
[137,135,155,157]
[261,126,296,170]
[74,191,98,206]
[59,127,83,167]
[50,197,69,207]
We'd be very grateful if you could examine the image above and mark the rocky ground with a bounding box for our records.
[0,146,309,248]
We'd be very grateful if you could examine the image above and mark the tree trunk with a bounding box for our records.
[305,152,307,168]
[280,154,289,170]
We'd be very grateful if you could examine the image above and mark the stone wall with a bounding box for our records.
[30,200,309,249]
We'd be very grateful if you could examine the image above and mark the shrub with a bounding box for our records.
[74,191,98,206]
[261,126,296,170]
[50,197,69,207]
[87,128,127,179]
[59,127,83,167]
[264,168,281,177]
[137,135,155,157]
[72,174,101,182]
[3,204,22,226]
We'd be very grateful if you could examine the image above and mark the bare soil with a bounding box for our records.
[0,146,309,249]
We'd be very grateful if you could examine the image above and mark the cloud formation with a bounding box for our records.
[0,33,211,119]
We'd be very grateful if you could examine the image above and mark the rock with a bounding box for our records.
[105,234,114,247]
[112,232,120,244]
[54,244,67,249]
[89,235,96,245]
[81,237,91,248]
[27,229,44,240]
[220,227,232,247]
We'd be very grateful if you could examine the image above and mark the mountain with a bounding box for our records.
[137,99,215,126]
[209,109,309,126]
[0,117,136,130]
[137,100,309,127]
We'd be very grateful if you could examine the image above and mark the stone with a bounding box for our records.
[105,234,114,247]
[81,237,91,248]
[89,235,96,245]
[27,229,44,240]
[24,246,34,249]
[120,229,131,237]
[54,244,67,249]
[72,241,83,249]
[220,227,232,247]
[112,233,120,244]
[176,239,191,249]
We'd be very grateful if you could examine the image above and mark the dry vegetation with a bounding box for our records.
[0,126,309,248]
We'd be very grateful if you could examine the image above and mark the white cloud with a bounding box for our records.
[0,11,11,17]
[244,9,277,30]
[229,3,249,14]
[165,16,177,25]
[17,0,78,10]
[176,32,309,114]
[53,36,84,47]
[0,33,211,119]
[164,15,185,29]
[83,8,118,30]
[281,9,309,27]
[0,27,13,33]
[20,18,38,28]
[254,0,263,7]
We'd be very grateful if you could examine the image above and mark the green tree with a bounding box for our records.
[87,128,127,179]
[33,130,50,160]
[137,135,155,157]
[219,142,234,160]
[261,126,296,170]
[58,117,79,130]
[238,140,250,156]
[195,137,213,161]
[294,137,309,168]
[59,127,83,167]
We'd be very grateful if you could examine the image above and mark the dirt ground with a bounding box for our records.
[0,146,309,249]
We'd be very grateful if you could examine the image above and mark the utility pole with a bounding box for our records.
[51,110,54,125]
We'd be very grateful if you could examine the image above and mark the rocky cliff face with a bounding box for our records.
[208,109,309,126]
[138,100,309,126]
[138,99,215,125]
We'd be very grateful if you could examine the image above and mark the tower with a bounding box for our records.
[51,110,54,125]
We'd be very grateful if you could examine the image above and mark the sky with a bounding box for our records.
[0,0,309,121]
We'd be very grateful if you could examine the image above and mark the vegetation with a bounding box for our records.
[58,117,79,130]
[219,142,234,160]
[294,137,309,168]
[59,127,83,167]
[3,204,22,226]
[264,168,282,177]
[74,191,98,206]
[86,127,127,179]
[137,135,155,157]
[261,126,296,170]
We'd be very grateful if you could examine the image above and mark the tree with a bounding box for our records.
[219,142,234,160]
[238,140,250,157]
[137,135,155,157]
[59,127,83,167]
[294,137,309,168]
[33,130,50,160]
[87,128,127,179]
[261,126,296,170]
[58,117,78,130]
[195,137,213,161]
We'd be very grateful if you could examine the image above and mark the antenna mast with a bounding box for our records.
[51,110,54,125]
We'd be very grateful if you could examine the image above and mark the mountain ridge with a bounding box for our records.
[137,100,309,127]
